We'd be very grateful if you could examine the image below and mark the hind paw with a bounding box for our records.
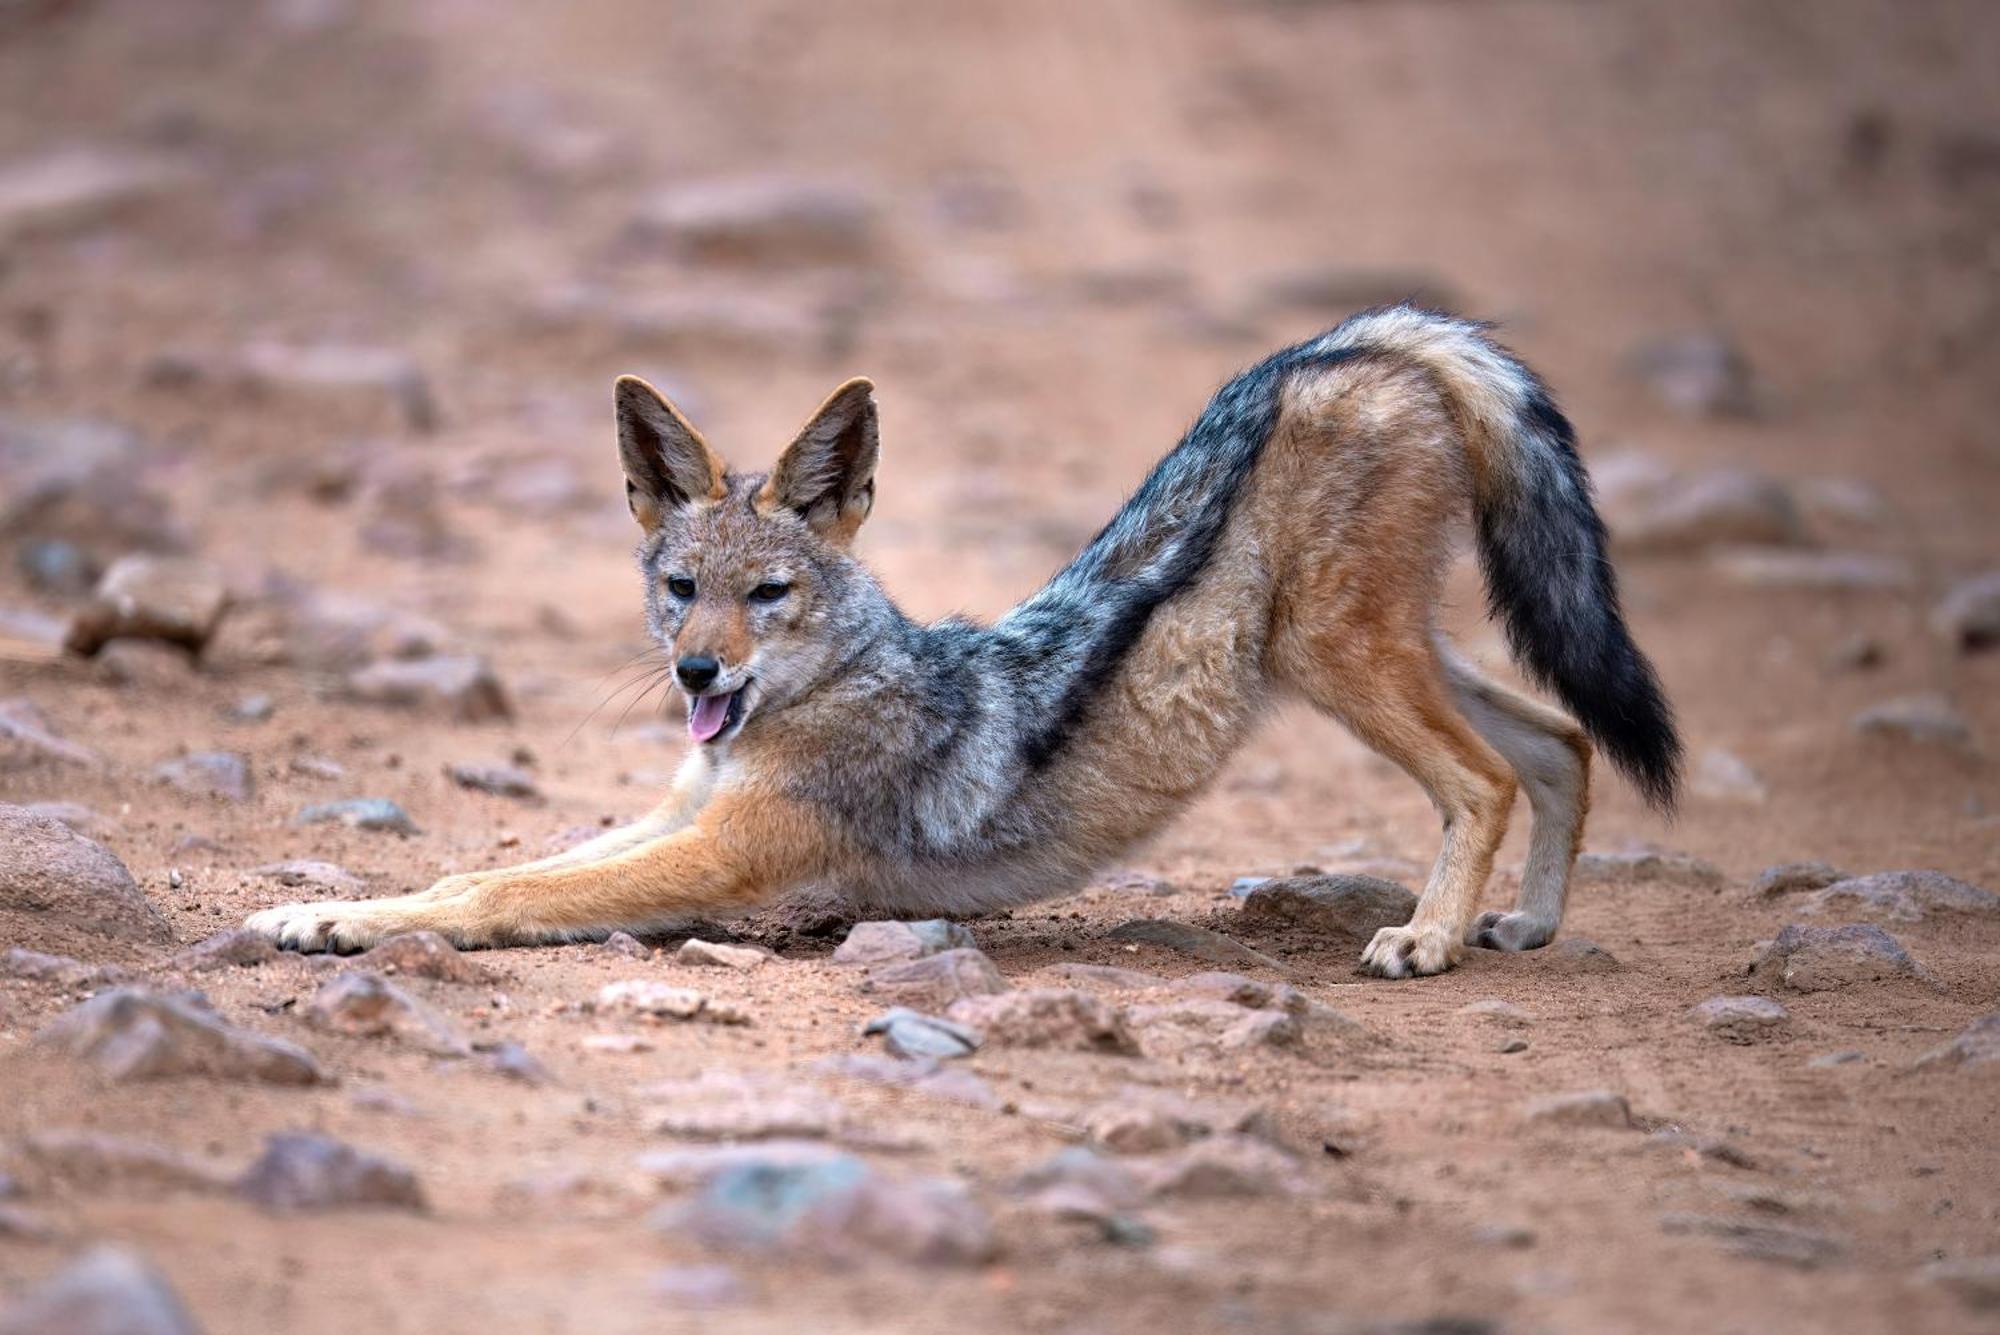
[1361,923,1461,978]
[1468,910,1557,952]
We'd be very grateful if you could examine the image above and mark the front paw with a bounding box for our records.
[245,901,404,954]
[1361,922,1462,979]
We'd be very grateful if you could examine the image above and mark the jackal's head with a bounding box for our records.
[615,374,882,747]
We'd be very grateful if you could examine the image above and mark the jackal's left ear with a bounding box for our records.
[615,375,726,532]
[759,377,878,543]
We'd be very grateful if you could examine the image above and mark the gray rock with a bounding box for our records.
[862,1008,981,1060]
[1914,1013,2000,1070]
[1524,1090,1633,1130]
[1626,331,1756,418]
[1809,1050,1868,1069]
[1169,971,1306,1014]
[1689,748,1767,803]
[1082,1101,1196,1155]
[170,930,279,973]
[63,556,229,657]
[1104,918,1291,975]
[1011,1147,1148,1212]
[629,175,879,265]
[0,1246,201,1335]
[17,1131,233,1196]
[676,938,769,970]
[1920,1256,2000,1311]
[1657,1212,1842,1269]
[236,1133,426,1213]
[343,657,510,723]
[248,860,365,896]
[0,418,186,560]
[293,798,419,836]
[860,948,1009,1010]
[18,538,98,595]
[596,930,652,959]
[151,752,253,803]
[1,948,127,987]
[638,1140,852,1190]
[95,639,196,687]
[445,762,540,800]
[1573,849,1724,890]
[1123,998,1298,1057]
[1497,1037,1530,1054]
[356,931,494,983]
[946,988,1138,1055]
[1688,995,1790,1042]
[649,1265,746,1309]
[0,147,182,242]
[1043,962,1167,990]
[810,1054,1001,1111]
[1932,570,2000,653]
[226,693,275,723]
[1544,938,1622,972]
[1803,870,1997,923]
[1749,923,1925,992]
[305,972,471,1057]
[1824,633,1886,672]
[597,980,705,1020]
[1751,861,1849,898]
[642,1072,847,1141]
[35,987,325,1085]
[0,804,169,944]
[1459,998,1535,1026]
[1712,548,1914,592]
[1133,1135,1300,1199]
[830,919,975,966]
[1852,693,1972,747]
[1237,874,1418,941]
[481,1041,552,1086]
[225,342,436,432]
[17,802,104,836]
[0,699,101,769]
[1613,469,1803,552]
[0,1205,58,1243]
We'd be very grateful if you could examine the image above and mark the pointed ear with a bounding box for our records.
[757,377,878,542]
[614,375,725,532]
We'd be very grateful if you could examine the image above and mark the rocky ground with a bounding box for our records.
[1,1,1998,1332]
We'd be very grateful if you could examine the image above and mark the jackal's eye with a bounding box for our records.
[747,581,791,604]
[665,576,696,599]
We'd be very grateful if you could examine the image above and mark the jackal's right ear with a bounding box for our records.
[614,375,726,532]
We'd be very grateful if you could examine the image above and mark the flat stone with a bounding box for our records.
[0,699,101,769]
[249,860,365,895]
[0,147,182,242]
[1688,995,1790,1042]
[1133,1135,1300,1199]
[1749,923,1926,993]
[1803,870,1997,923]
[676,939,769,970]
[35,987,325,1084]
[1237,874,1417,942]
[356,931,494,983]
[1105,919,1291,975]
[863,1008,981,1060]
[1657,1212,1843,1269]
[1712,548,1913,592]
[637,1140,852,1190]
[597,931,652,959]
[227,342,436,432]
[629,175,879,265]
[1,948,127,987]
[1011,1147,1148,1213]
[860,948,1009,1010]
[1809,1050,1868,1069]
[170,930,279,973]
[151,752,254,803]
[16,801,105,835]
[1931,570,2000,653]
[1544,938,1623,972]
[1043,962,1167,990]
[95,639,196,687]
[1852,693,1972,747]
[1,805,170,944]
[1082,1100,1203,1155]
[17,1131,233,1195]
[1123,998,1299,1057]
[830,919,975,966]
[1751,861,1849,898]
[64,556,229,657]
[446,762,540,800]
[643,1072,847,1141]
[236,1132,426,1212]
[305,972,471,1057]
[1921,1256,2000,1311]
[1625,332,1756,418]
[1524,1090,1633,1129]
[1573,849,1725,890]
[1914,1013,2000,1070]
[0,1246,200,1335]
[293,798,419,836]
[946,989,1139,1055]
[1169,971,1307,1014]
[598,980,706,1020]
[1459,998,1536,1026]
[1689,748,1767,803]
[1613,469,1803,552]
[344,656,510,723]
[810,1054,1002,1110]
[481,1041,552,1086]
[649,1265,746,1309]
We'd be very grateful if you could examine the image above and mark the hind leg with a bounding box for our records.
[1277,628,1518,978]
[1438,641,1592,952]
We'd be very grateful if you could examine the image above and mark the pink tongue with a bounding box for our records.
[688,692,733,743]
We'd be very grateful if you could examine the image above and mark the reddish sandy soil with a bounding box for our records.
[1,1,1997,1332]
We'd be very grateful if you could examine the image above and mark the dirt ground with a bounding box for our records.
[2,1,1998,1331]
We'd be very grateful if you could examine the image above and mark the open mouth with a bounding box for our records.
[686,686,747,744]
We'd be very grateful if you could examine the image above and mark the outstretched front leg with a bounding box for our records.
[245,791,835,952]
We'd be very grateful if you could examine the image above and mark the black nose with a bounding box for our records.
[676,655,720,691]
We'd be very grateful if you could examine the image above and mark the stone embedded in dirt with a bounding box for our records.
[1169,971,1307,1015]
[1646,1129,1759,1171]
[1,803,170,944]
[150,752,254,803]
[305,972,471,1057]
[272,586,450,672]
[0,417,186,560]
[1613,469,1803,553]
[1795,475,1888,531]
[1544,938,1622,972]
[598,979,705,1019]
[1524,1090,1634,1130]
[1083,1101,1200,1155]
[1712,547,1914,592]
[35,987,325,1085]
[1921,1257,2000,1312]
[1689,748,1767,803]
[0,699,102,771]
[1749,923,1926,993]
[1851,693,1972,747]
[226,693,274,724]
[1573,849,1725,890]
[812,1054,1001,1111]
[1825,633,1886,673]
[830,919,974,966]
[249,860,365,895]
[63,556,229,658]
[219,341,436,432]
[1688,995,1790,1042]
[343,656,511,723]
[293,797,419,835]
[860,947,1009,1011]
[1133,1135,1301,1200]
[170,930,279,973]
[658,1152,993,1267]
[1802,870,1998,923]
[1914,1013,2000,1070]
[676,939,769,970]
[356,931,494,983]
[1011,1147,1148,1213]
[1104,918,1291,975]
[1625,331,1756,418]
[236,1132,426,1213]
[596,931,652,959]
[945,988,1138,1055]
[1459,998,1535,1026]
[1657,1212,1843,1269]
[1095,868,1177,896]
[1809,1049,1867,1069]
[0,1246,201,1335]
[1,947,127,987]
[96,639,201,690]
[862,1008,980,1060]
[637,1140,852,1190]
[0,146,181,242]
[629,175,879,265]
[1044,962,1167,990]
[643,1072,848,1141]
[580,1032,653,1054]
[17,1131,233,1196]
[1751,861,1850,898]
[1237,874,1418,942]
[1931,570,2000,653]
[1123,998,1298,1058]
[445,761,540,800]
[0,1204,58,1243]
[480,1040,552,1086]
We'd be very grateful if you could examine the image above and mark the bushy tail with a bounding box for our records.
[1322,307,1684,809]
